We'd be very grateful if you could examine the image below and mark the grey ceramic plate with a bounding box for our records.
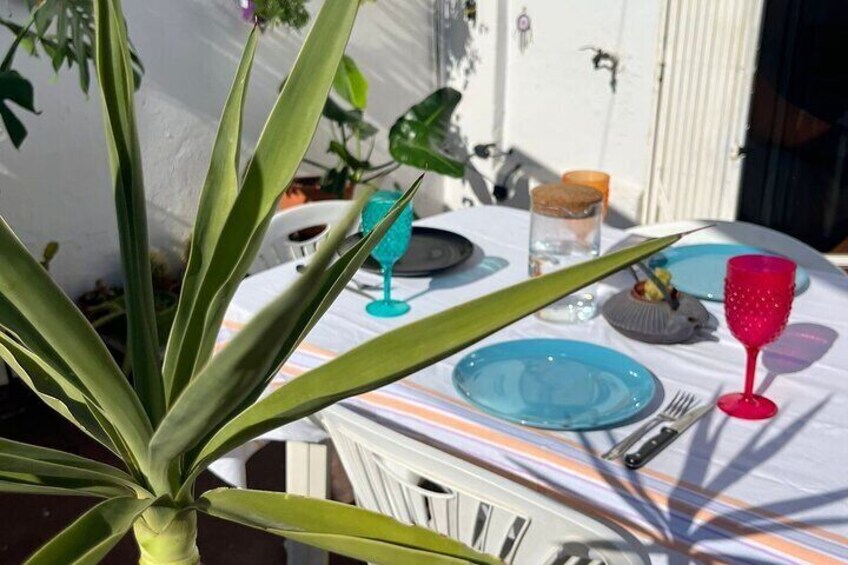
[340,227,474,277]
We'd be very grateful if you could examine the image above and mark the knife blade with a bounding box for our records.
[624,404,713,469]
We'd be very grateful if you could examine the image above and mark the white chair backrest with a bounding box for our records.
[321,407,648,565]
[627,219,845,277]
[249,201,355,275]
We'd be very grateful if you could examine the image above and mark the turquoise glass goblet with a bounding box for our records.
[361,191,413,317]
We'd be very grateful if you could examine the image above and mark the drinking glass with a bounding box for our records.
[562,170,610,214]
[719,255,796,419]
[529,183,603,323]
[361,191,413,318]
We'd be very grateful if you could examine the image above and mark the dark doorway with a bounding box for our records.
[739,0,848,253]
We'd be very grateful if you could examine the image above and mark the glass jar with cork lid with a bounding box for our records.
[529,182,604,323]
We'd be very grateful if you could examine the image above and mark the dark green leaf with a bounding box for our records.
[328,139,370,170]
[389,87,465,177]
[0,70,36,148]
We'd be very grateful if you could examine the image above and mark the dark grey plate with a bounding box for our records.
[340,227,474,277]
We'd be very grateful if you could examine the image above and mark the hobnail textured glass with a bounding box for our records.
[361,191,413,318]
[719,255,796,420]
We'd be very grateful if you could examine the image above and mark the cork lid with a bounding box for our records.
[531,183,603,217]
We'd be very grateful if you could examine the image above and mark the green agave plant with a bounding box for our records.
[0,1,680,563]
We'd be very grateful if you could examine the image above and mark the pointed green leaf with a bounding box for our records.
[25,496,154,565]
[152,190,371,473]
[332,54,368,109]
[193,235,680,469]
[0,332,120,456]
[389,87,465,177]
[198,489,500,565]
[163,28,259,404]
[180,180,423,478]
[94,0,163,422]
[0,216,151,470]
[161,0,359,405]
[0,437,141,498]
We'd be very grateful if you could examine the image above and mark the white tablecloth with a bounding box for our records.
[215,206,848,564]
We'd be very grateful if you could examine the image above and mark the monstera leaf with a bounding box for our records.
[388,87,464,178]
[0,70,36,148]
[322,96,377,139]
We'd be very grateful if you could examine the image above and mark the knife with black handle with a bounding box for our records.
[624,404,712,470]
[624,427,680,469]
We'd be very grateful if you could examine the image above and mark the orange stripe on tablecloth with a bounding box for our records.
[401,379,848,549]
[359,390,844,565]
[215,329,847,557]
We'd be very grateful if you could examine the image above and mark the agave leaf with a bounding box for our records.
[0,438,140,498]
[332,54,368,109]
[0,333,122,457]
[389,87,464,178]
[181,180,423,473]
[161,0,359,404]
[24,496,154,565]
[163,28,259,404]
[0,216,152,468]
[198,488,500,565]
[94,0,163,422]
[193,235,680,470]
[152,189,371,474]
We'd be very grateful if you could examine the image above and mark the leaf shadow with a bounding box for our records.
[510,393,847,563]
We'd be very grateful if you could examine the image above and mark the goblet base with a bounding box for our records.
[718,392,777,420]
[366,299,410,318]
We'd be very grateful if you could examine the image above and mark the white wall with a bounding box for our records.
[439,0,663,226]
[0,0,442,296]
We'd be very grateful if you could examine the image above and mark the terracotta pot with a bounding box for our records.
[278,175,354,210]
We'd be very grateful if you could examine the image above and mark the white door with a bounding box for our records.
[641,0,766,223]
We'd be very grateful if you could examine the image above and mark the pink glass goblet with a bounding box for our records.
[719,255,796,420]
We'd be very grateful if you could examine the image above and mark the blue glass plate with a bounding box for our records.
[649,243,810,301]
[452,339,656,430]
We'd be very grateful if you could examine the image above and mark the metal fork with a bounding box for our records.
[602,391,696,461]
[295,263,384,292]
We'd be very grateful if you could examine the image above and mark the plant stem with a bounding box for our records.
[743,346,759,400]
[302,158,330,171]
[362,163,401,184]
[134,508,199,565]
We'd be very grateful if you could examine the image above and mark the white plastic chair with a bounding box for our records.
[626,219,845,277]
[321,406,649,565]
[248,200,355,275]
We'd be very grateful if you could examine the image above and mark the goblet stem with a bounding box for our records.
[382,264,393,303]
[743,346,760,400]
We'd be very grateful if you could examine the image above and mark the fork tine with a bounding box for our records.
[662,391,684,417]
[677,393,697,417]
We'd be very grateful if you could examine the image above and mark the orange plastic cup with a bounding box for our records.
[562,170,610,213]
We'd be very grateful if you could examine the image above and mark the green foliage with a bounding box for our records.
[252,0,310,30]
[0,0,143,149]
[0,0,683,563]
[389,87,465,178]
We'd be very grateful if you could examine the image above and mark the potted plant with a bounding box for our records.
[282,55,466,208]
[0,1,678,563]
